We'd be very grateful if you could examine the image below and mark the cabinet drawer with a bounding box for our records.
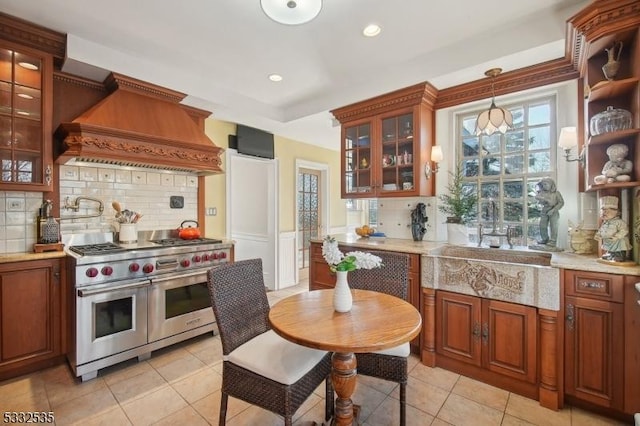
[564,270,623,303]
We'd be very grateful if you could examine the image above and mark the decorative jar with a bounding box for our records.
[590,106,633,136]
[589,106,633,136]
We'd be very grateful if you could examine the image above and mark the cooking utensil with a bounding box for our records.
[112,201,122,213]
[178,220,201,239]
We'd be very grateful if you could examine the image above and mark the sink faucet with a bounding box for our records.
[477,200,514,249]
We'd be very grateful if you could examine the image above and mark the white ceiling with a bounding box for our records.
[1,0,588,150]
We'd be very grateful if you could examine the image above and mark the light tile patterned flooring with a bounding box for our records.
[0,283,631,425]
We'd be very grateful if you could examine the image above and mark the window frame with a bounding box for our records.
[456,94,558,245]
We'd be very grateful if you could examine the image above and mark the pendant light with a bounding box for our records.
[474,68,513,136]
[261,0,323,25]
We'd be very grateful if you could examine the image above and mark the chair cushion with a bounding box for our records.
[372,342,410,357]
[225,329,328,385]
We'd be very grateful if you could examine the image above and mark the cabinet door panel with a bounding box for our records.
[436,291,481,366]
[565,295,624,410]
[1,267,52,361]
[483,300,537,384]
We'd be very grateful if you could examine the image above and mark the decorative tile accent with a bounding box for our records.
[81,168,98,182]
[132,171,146,184]
[98,169,115,183]
[161,174,174,186]
[115,169,132,184]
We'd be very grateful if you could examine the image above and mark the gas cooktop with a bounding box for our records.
[69,243,127,256]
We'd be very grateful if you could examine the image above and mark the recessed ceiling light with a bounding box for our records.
[17,93,34,100]
[363,24,381,37]
[18,61,38,70]
[269,74,283,82]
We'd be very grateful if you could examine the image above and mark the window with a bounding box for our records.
[457,95,557,246]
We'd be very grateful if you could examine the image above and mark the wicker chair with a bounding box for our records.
[207,258,333,426]
[347,250,411,426]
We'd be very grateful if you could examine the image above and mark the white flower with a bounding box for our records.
[322,235,383,272]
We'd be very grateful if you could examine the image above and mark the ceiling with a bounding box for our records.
[0,0,588,150]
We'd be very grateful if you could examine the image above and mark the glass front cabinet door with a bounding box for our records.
[334,82,436,199]
[0,42,53,190]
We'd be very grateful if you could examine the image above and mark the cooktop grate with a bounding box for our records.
[69,243,127,256]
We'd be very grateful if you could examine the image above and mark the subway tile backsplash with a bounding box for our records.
[0,165,199,254]
[58,164,198,237]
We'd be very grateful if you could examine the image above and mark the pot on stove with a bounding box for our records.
[178,220,201,239]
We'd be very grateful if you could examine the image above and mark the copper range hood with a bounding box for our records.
[55,73,223,175]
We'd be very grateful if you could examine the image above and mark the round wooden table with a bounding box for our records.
[269,289,422,425]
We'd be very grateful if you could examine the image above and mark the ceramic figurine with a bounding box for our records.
[594,144,632,184]
[533,178,564,250]
[594,196,633,264]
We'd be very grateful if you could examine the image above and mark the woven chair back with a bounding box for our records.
[207,258,271,355]
[347,250,409,299]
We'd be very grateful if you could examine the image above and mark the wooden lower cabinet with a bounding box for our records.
[434,291,541,401]
[563,269,637,417]
[309,241,421,353]
[0,258,66,380]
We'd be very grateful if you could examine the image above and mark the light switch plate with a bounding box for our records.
[170,195,184,209]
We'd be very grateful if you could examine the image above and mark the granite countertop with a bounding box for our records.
[0,250,67,264]
[318,234,640,276]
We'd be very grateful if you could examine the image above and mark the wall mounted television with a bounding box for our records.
[236,124,275,159]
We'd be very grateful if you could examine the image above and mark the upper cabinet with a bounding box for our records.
[331,82,437,198]
[0,13,65,191]
[0,43,53,189]
[568,0,640,192]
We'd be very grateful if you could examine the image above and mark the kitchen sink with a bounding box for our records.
[423,245,560,310]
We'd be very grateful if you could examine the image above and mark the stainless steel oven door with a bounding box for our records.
[75,278,151,365]
[148,270,215,342]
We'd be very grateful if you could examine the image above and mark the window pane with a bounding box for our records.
[529,126,550,150]
[529,103,551,126]
[482,157,501,175]
[510,107,525,129]
[504,154,524,174]
[505,131,524,152]
[462,159,479,177]
[480,182,499,198]
[528,151,551,173]
[483,134,500,155]
[504,181,523,199]
[504,201,524,222]
[462,137,479,157]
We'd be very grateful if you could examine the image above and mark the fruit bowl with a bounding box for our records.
[355,226,375,237]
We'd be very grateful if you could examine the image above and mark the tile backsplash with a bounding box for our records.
[58,164,198,238]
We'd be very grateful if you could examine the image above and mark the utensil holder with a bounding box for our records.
[119,223,137,243]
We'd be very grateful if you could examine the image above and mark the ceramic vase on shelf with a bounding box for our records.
[602,41,623,81]
[333,271,353,313]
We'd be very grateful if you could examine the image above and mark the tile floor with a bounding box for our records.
[0,283,632,425]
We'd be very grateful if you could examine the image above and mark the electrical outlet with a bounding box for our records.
[206,207,217,216]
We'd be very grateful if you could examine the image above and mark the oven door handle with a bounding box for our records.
[151,270,208,285]
[77,280,151,297]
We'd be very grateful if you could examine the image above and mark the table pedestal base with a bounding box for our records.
[331,352,359,425]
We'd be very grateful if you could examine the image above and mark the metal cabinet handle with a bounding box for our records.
[472,322,481,341]
[580,281,604,289]
[566,303,574,331]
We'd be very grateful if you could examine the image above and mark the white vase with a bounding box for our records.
[333,271,353,313]
[447,223,469,245]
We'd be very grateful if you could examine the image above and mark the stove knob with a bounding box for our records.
[193,255,202,263]
[129,263,140,273]
[143,263,154,274]
[203,253,210,261]
[86,267,99,278]
[181,259,191,268]
[101,266,113,276]
[212,252,219,260]
[220,251,227,259]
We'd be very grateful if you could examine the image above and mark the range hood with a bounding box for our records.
[55,73,223,175]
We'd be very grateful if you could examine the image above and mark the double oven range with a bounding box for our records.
[65,230,233,381]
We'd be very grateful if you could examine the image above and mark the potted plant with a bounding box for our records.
[438,165,478,245]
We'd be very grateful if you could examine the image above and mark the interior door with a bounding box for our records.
[226,150,278,290]
[297,168,321,270]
